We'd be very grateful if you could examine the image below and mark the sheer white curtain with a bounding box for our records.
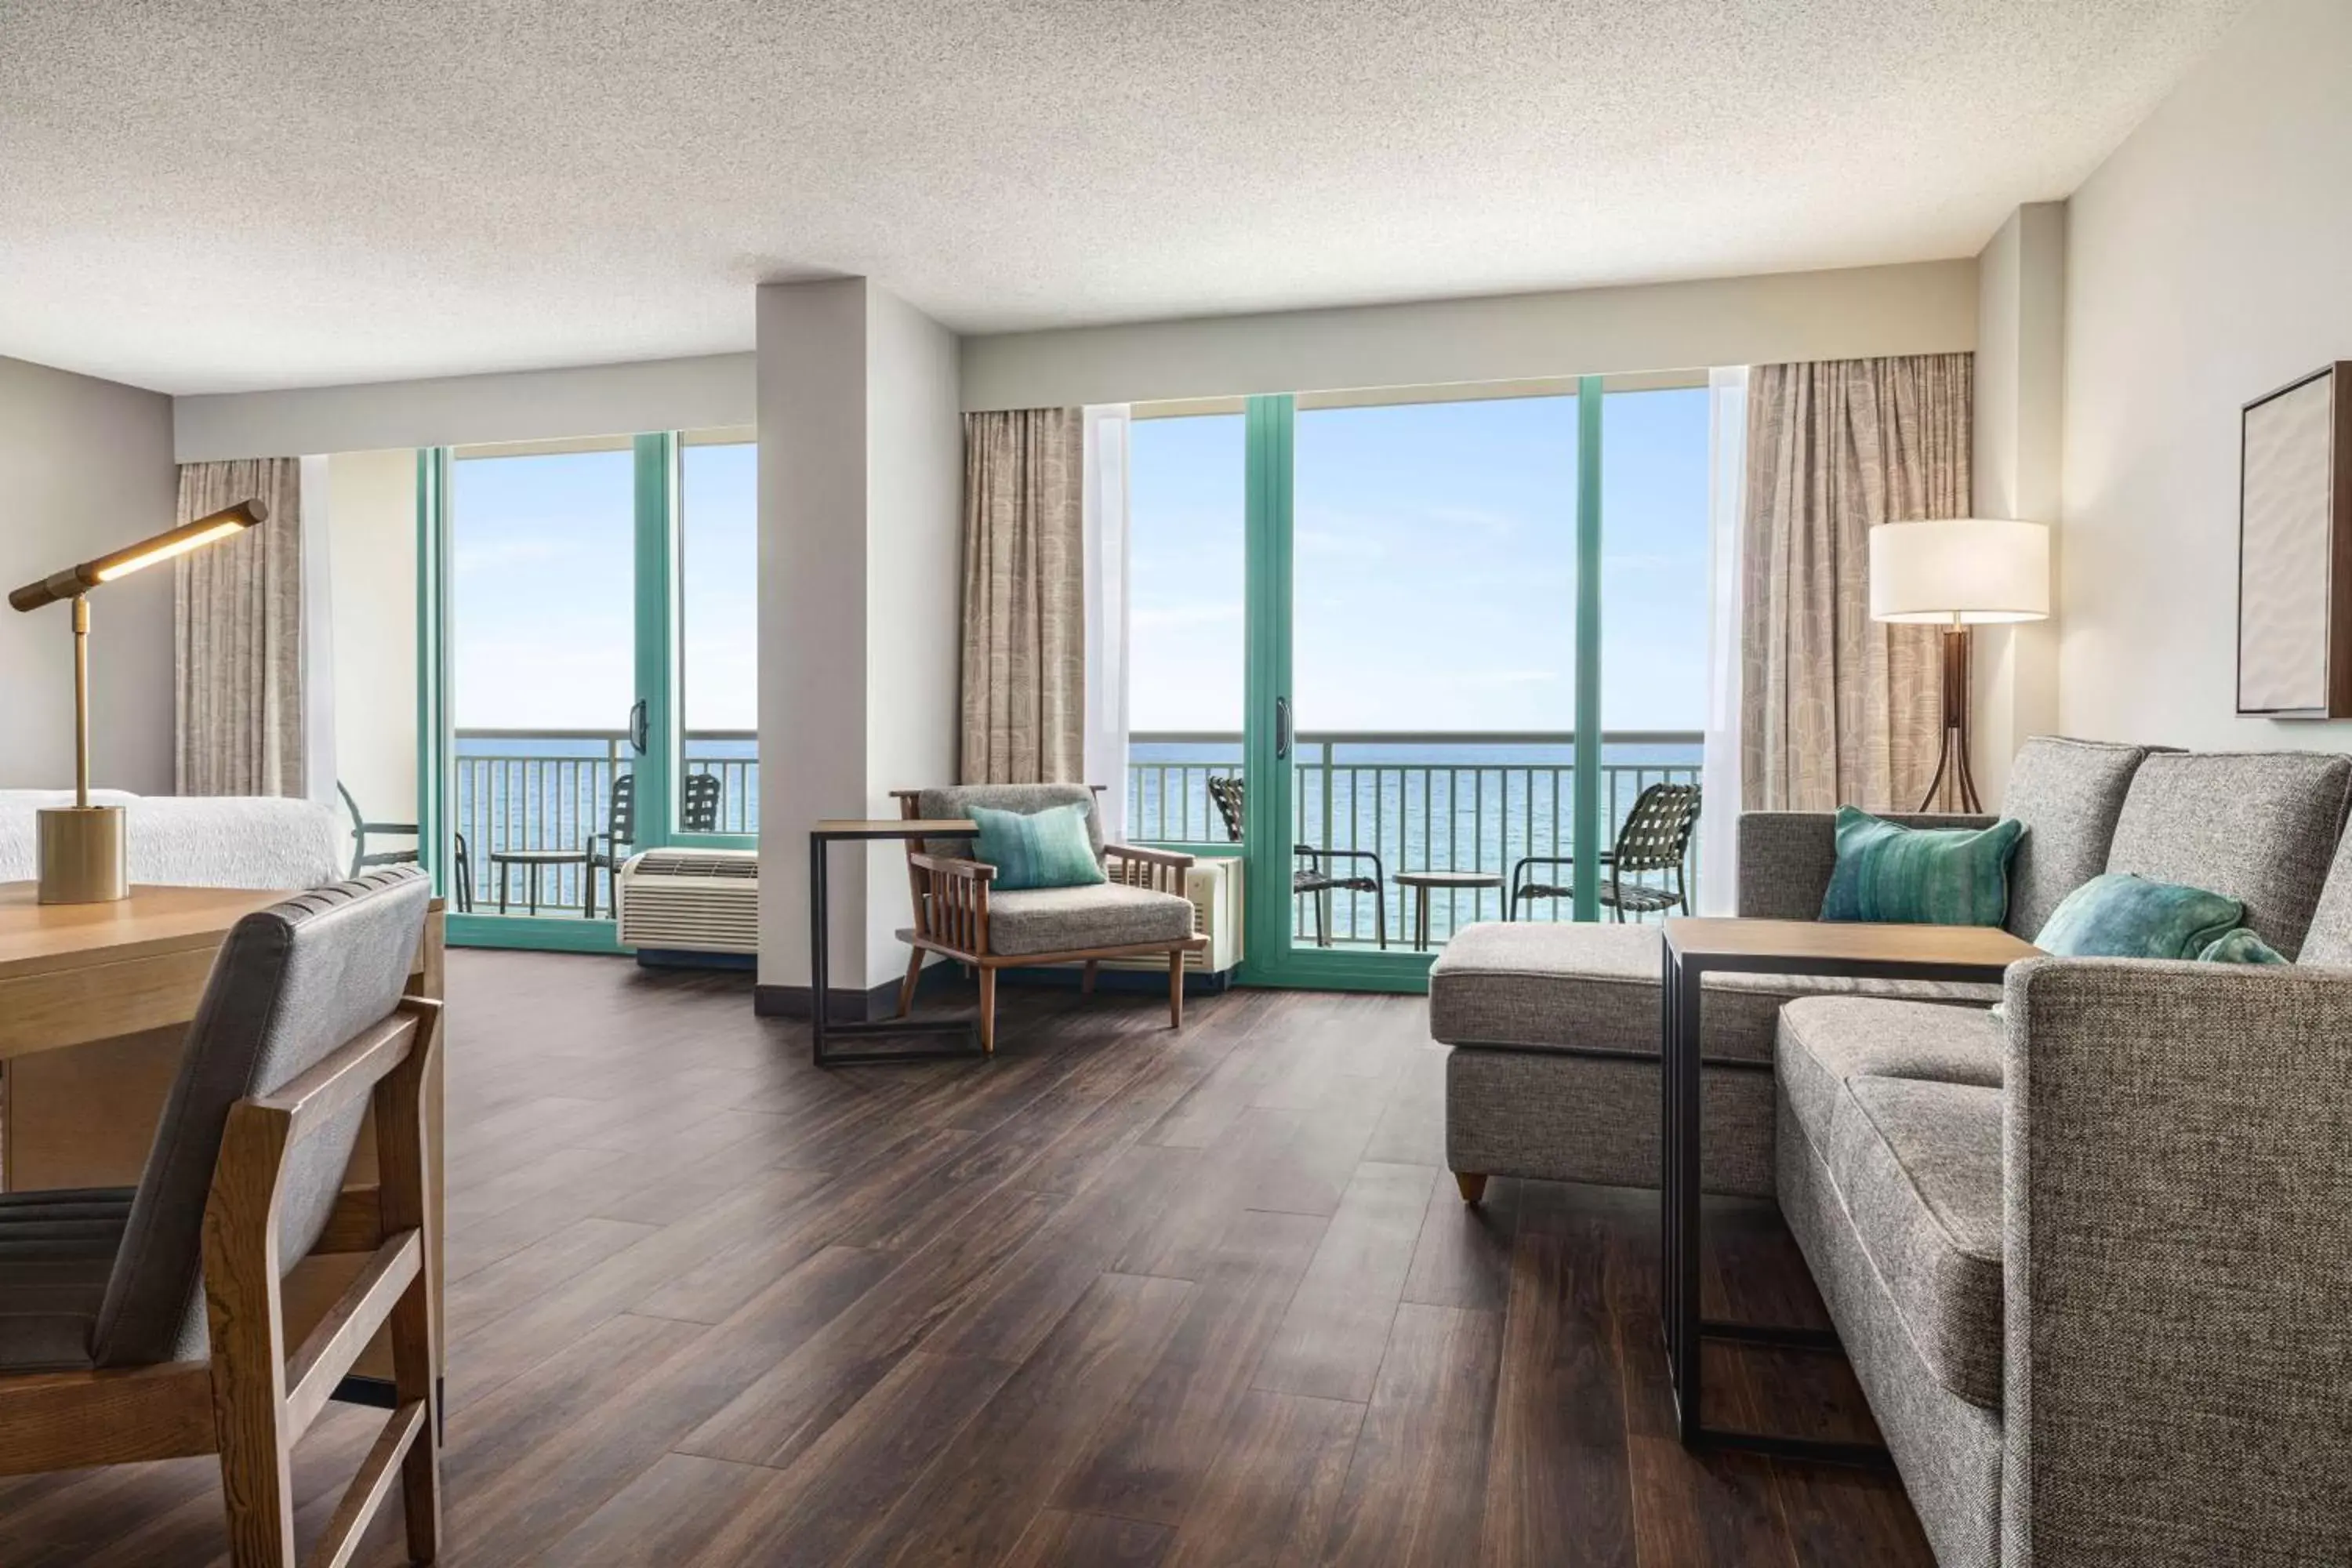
[1697,367,1749,914]
[1082,405,1132,839]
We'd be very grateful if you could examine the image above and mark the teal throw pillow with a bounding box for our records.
[1818,807,2025,927]
[969,802,1105,891]
[2032,873,2243,960]
[2196,927,2289,965]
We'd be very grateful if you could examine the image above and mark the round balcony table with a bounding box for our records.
[488,848,590,916]
[1395,869,1504,951]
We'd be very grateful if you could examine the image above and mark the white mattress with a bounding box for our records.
[0,789,348,891]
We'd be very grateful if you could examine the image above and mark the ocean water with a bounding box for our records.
[449,732,1702,938]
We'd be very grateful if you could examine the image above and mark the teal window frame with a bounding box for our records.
[421,430,750,955]
[1232,376,1610,993]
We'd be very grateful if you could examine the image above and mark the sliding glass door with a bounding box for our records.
[1204,377,1706,990]
[418,430,755,951]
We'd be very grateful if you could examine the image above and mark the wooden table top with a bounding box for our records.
[0,882,289,980]
[487,848,590,862]
[1661,916,2041,967]
[1395,869,1504,887]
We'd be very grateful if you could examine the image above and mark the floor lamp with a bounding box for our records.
[1867,518,2051,814]
[8,500,266,902]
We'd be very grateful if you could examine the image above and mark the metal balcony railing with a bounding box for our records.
[453,728,757,916]
[1127,730,1704,947]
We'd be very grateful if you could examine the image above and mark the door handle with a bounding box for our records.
[1275,696,1292,760]
[629,698,648,755]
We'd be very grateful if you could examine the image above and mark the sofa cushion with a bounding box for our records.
[2102,751,2352,957]
[1828,1076,2005,1409]
[1998,736,2155,938]
[1428,923,1997,1065]
[0,1186,133,1373]
[1776,997,2005,1159]
[985,883,1195,956]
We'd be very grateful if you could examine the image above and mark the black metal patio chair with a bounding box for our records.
[1508,780,1700,923]
[583,771,724,918]
[1206,774,1386,949]
[337,779,472,912]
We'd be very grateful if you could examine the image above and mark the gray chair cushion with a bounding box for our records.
[914,785,1103,859]
[1427,922,1997,1065]
[985,883,1195,956]
[1776,996,2005,1159]
[1998,736,2154,939]
[2100,751,2352,957]
[1828,1076,2005,1409]
[0,1188,133,1373]
[89,868,430,1369]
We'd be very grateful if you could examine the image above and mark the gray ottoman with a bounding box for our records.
[1429,921,1995,1202]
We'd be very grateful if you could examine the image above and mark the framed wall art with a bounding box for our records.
[2238,361,2352,718]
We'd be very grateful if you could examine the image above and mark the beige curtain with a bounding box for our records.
[960,408,1084,784]
[1740,354,1971,812]
[175,458,304,797]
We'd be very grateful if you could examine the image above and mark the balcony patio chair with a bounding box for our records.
[583,771,724,919]
[890,785,1205,1054]
[1508,780,1700,922]
[338,779,471,913]
[0,868,443,1567]
[1206,775,1386,948]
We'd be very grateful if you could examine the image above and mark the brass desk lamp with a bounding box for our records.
[8,500,267,902]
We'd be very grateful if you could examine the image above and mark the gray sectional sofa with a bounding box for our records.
[1428,739,2352,1566]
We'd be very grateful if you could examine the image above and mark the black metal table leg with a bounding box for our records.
[807,828,984,1068]
[1658,933,1889,1466]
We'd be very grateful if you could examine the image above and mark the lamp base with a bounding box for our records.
[1915,626,1982,815]
[37,806,128,904]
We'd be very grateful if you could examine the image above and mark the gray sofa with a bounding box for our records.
[1430,739,2352,1566]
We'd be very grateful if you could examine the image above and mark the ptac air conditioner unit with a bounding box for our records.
[616,848,759,955]
[1097,854,1243,978]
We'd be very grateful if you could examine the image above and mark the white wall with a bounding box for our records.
[862,287,965,981]
[325,449,419,826]
[1971,203,2067,804]
[963,260,1978,409]
[175,353,754,463]
[754,278,964,995]
[757,278,876,993]
[2060,0,2352,751]
[0,354,179,792]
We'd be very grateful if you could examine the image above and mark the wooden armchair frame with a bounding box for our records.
[890,789,1207,1053]
[0,996,445,1568]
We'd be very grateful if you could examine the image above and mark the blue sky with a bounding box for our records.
[1128,389,1710,734]
[450,442,757,731]
[448,392,1708,739]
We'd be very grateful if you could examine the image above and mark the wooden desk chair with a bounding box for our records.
[0,868,443,1567]
[891,785,1206,1053]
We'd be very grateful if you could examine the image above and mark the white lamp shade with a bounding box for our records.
[1868,518,2050,625]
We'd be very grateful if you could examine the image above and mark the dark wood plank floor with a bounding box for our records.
[0,952,1935,1567]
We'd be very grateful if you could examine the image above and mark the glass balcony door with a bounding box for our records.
[420,433,739,951]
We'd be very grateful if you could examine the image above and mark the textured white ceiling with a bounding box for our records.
[1,0,2251,394]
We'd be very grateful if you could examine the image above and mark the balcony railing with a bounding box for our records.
[1128,730,1704,947]
[454,728,757,916]
[448,724,1696,946]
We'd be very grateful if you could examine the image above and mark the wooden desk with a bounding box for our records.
[0,881,446,1393]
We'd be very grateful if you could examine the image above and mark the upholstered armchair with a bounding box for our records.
[891,785,1206,1052]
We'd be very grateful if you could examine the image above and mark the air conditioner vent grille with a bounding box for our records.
[618,849,761,953]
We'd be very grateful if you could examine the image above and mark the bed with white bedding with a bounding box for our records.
[0,789,347,890]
